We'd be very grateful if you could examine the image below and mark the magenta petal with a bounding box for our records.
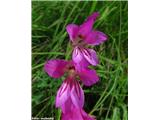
[66,24,79,42]
[85,30,108,45]
[61,97,73,114]
[61,112,70,120]
[86,12,99,22]
[78,12,99,37]
[82,48,99,66]
[44,59,68,78]
[61,112,71,120]
[62,108,83,120]
[81,109,96,120]
[79,68,99,86]
[72,47,83,63]
[74,60,89,72]
[62,108,95,120]
[72,47,89,69]
[70,81,84,109]
[55,81,70,109]
[78,20,94,37]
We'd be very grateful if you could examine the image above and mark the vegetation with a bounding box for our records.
[32,1,128,120]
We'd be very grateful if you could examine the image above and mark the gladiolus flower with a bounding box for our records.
[44,59,99,113]
[66,12,108,67]
[55,77,84,113]
[44,59,99,86]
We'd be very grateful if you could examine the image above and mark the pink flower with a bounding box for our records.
[62,107,95,120]
[44,59,99,112]
[66,12,108,67]
[44,59,99,86]
[55,77,84,113]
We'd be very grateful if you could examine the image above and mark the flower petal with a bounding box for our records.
[62,108,95,120]
[78,20,93,38]
[72,47,83,63]
[61,112,70,120]
[61,112,71,120]
[61,97,73,114]
[81,109,95,120]
[44,59,68,78]
[70,81,84,109]
[78,12,99,37]
[72,47,89,70]
[66,24,79,42]
[79,68,99,86]
[55,81,70,108]
[85,30,108,45]
[82,48,99,66]
[86,12,99,22]
[62,108,83,120]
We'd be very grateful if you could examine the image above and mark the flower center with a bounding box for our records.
[72,35,86,47]
[78,34,85,39]
[67,66,77,78]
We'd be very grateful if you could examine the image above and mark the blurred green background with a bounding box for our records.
[32,1,128,120]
